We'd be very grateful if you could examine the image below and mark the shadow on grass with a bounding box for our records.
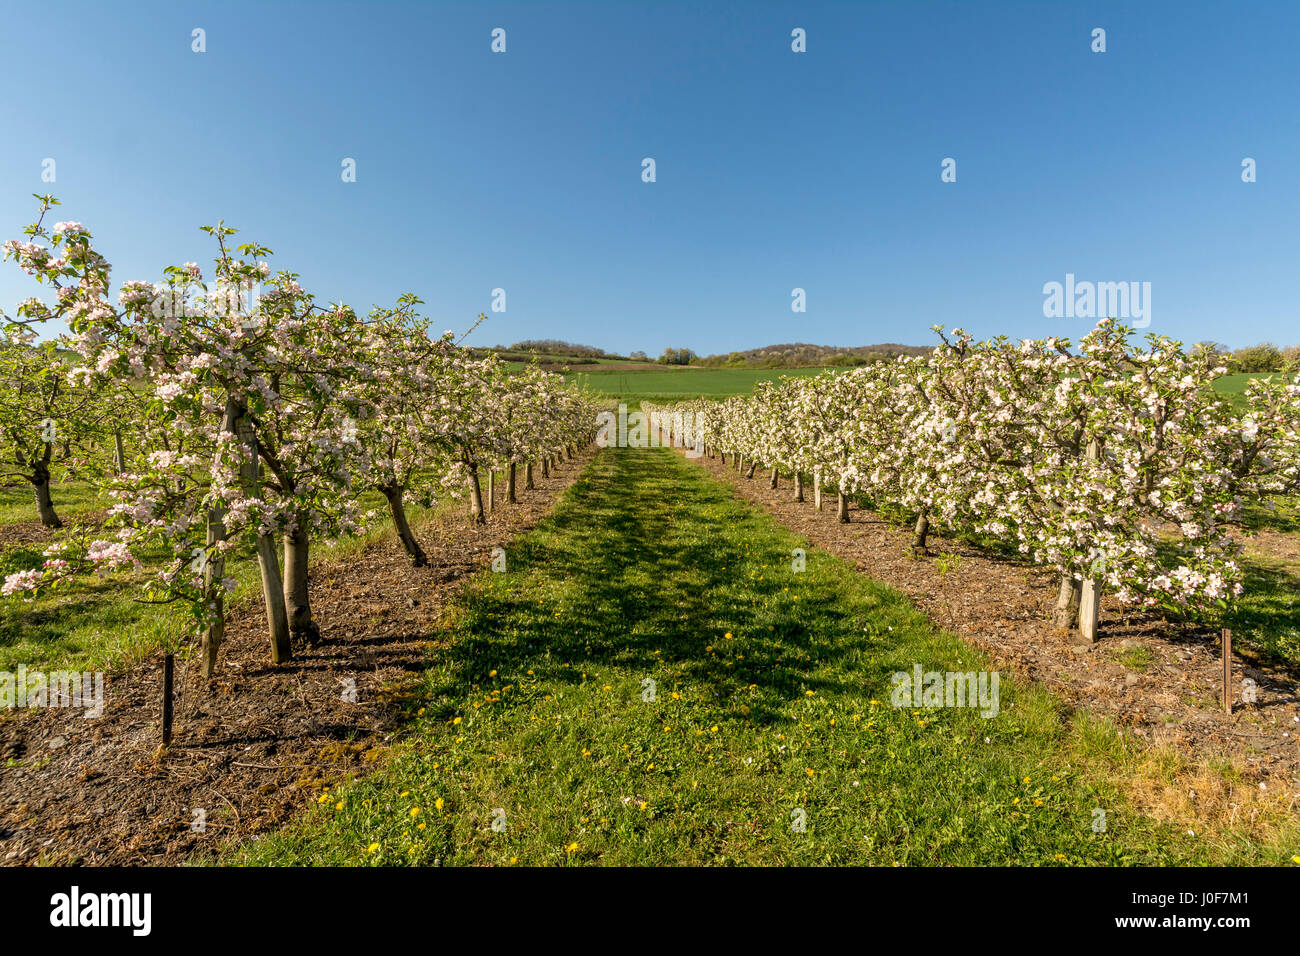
[432,448,970,730]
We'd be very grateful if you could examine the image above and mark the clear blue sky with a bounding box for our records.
[2,1,1296,355]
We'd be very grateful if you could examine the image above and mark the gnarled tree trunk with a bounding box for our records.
[794,471,804,502]
[525,462,535,490]
[31,460,61,529]
[467,465,486,524]
[507,462,518,503]
[836,485,849,523]
[769,466,778,489]
[383,483,428,567]
[911,513,930,554]
[1052,573,1082,629]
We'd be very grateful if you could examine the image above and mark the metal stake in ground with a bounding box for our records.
[162,653,175,746]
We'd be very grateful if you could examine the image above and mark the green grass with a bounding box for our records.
[1226,554,1300,667]
[0,480,103,525]
[1212,371,1296,411]
[220,446,1274,867]
[567,366,839,397]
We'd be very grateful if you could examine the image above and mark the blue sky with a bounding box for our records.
[2,0,1296,355]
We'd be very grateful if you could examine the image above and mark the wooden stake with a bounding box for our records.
[1077,438,1103,643]
[1078,577,1101,643]
[1222,628,1232,715]
[162,653,174,746]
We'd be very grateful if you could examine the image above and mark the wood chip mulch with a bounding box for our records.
[0,451,594,866]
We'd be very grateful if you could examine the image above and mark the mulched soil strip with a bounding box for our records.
[0,511,106,550]
[0,451,595,865]
[686,452,1300,785]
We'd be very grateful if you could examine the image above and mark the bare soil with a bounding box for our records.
[0,451,594,865]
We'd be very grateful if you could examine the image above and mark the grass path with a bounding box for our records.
[225,447,1238,866]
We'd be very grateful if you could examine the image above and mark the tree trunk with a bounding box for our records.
[794,471,804,502]
[745,461,756,479]
[769,466,778,489]
[1075,438,1104,642]
[283,522,320,645]
[255,532,291,663]
[383,484,428,567]
[467,466,486,524]
[237,415,290,665]
[814,467,822,511]
[507,462,518,503]
[1052,573,1082,629]
[31,463,61,529]
[836,485,849,523]
[198,508,225,679]
[911,513,930,554]
[200,398,235,678]
[487,469,495,512]
[113,429,126,474]
[541,457,550,479]
[525,462,535,490]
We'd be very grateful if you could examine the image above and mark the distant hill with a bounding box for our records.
[470,339,932,371]
[472,340,655,371]
[699,342,931,368]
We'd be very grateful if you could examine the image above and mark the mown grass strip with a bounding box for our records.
[222,447,1276,866]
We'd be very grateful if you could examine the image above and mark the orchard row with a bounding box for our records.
[648,322,1300,637]
[1,196,602,674]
